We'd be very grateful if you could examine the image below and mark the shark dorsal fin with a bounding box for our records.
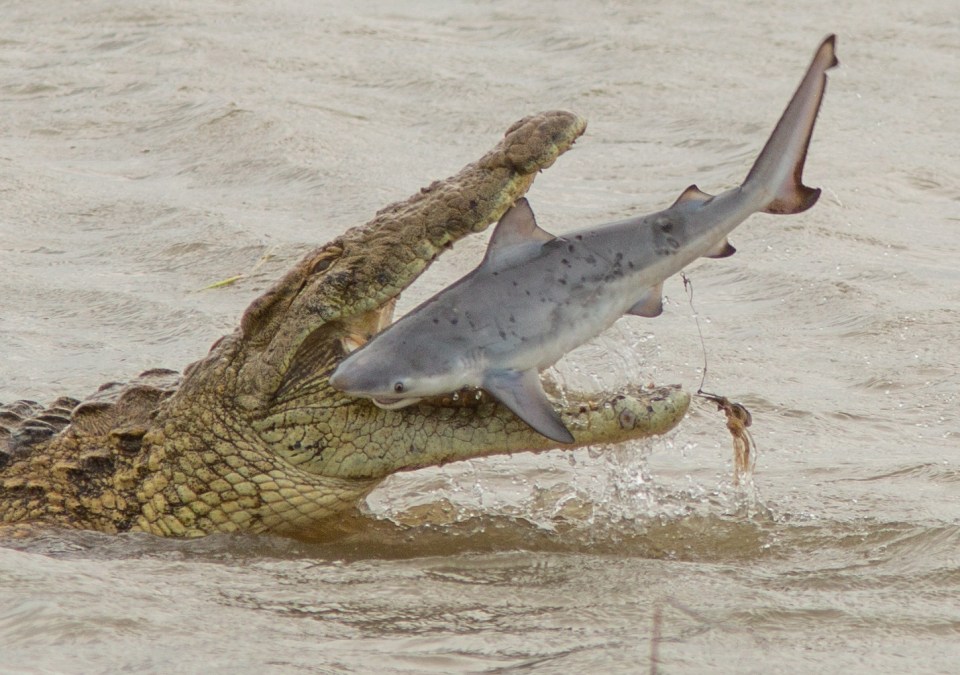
[671,184,713,208]
[482,198,555,270]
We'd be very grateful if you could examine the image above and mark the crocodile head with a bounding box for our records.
[2,111,690,538]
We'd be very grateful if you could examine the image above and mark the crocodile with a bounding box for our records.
[0,111,689,538]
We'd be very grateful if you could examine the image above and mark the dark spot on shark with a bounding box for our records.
[575,234,583,241]
[659,221,673,233]
[584,255,597,265]
[509,315,515,323]
[558,278,566,285]
[450,318,459,325]
[627,261,635,269]
[432,318,439,324]
[498,329,506,339]
[561,258,570,266]
[567,244,575,253]
[512,280,518,287]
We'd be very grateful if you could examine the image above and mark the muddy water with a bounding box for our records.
[1,0,958,672]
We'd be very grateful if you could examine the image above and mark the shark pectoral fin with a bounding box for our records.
[705,238,737,259]
[626,283,664,318]
[482,198,556,270]
[483,369,574,443]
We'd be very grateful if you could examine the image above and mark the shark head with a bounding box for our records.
[329,338,469,410]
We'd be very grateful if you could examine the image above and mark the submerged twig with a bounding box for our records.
[203,275,244,289]
[650,600,662,675]
[201,244,281,291]
[647,596,733,671]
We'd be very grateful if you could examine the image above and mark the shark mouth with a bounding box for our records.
[371,396,422,410]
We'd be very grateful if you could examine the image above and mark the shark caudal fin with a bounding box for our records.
[743,35,838,215]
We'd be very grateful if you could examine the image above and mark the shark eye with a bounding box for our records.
[393,382,405,394]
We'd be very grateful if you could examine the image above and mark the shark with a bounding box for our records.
[329,35,839,443]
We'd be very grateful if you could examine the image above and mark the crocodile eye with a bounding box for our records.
[393,382,405,394]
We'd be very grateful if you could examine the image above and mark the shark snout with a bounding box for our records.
[330,358,372,394]
[327,367,347,391]
[328,361,361,393]
[329,355,392,396]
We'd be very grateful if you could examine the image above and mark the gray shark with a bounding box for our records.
[329,35,839,443]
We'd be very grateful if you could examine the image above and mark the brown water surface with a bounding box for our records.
[1,1,958,672]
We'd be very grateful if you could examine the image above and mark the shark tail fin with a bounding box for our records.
[744,35,838,215]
